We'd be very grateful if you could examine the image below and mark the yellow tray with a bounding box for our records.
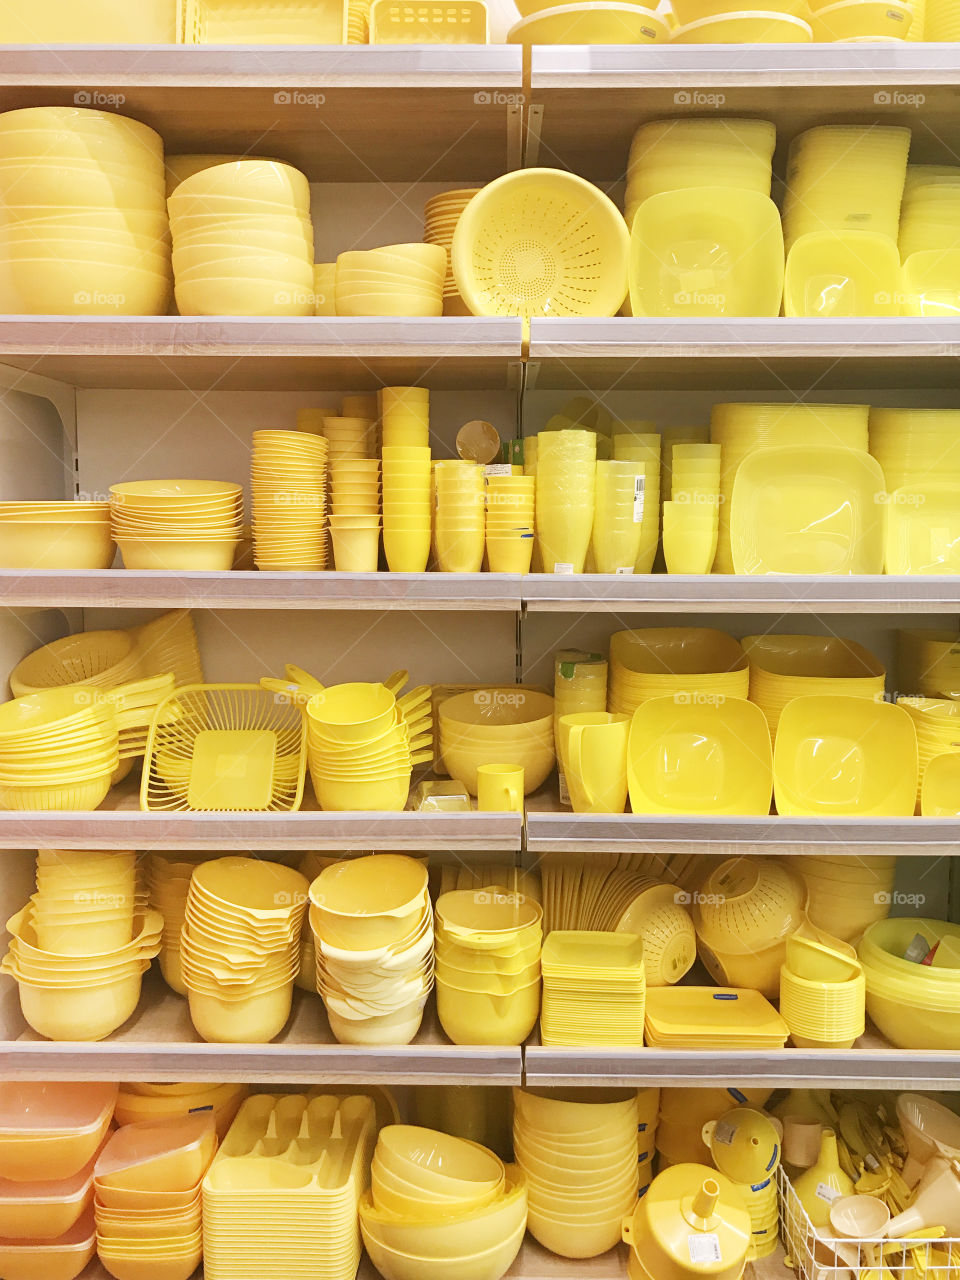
[644,987,788,1045]
[370,0,488,41]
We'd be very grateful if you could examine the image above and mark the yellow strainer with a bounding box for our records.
[451,168,630,319]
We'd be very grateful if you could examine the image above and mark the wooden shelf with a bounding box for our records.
[0,570,523,612]
[5,977,523,1084]
[0,318,523,390]
[0,46,523,181]
[527,45,960,179]
[526,318,960,390]
[524,1028,960,1090]
[521,573,960,613]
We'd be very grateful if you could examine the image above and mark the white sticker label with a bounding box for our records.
[633,475,646,524]
[558,768,571,807]
[689,1235,722,1265]
[553,562,575,574]
[615,566,634,575]
[713,1120,736,1146]
[816,1182,841,1204]
[484,464,512,477]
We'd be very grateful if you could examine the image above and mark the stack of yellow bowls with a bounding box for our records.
[438,687,556,796]
[899,628,960,699]
[309,855,432,1046]
[109,479,243,571]
[179,857,309,1045]
[781,125,911,253]
[94,1114,214,1280]
[29,850,142,955]
[591,460,645,575]
[669,5,813,41]
[434,888,542,1046]
[322,415,379,461]
[540,931,645,1047]
[146,852,211,996]
[625,118,776,230]
[794,854,896,943]
[115,1082,247,1140]
[0,687,120,812]
[808,0,912,39]
[662,442,722,575]
[608,627,749,717]
[2,902,160,1041]
[382,444,432,572]
[0,105,171,315]
[329,456,381,572]
[869,408,960,490]
[710,401,870,572]
[381,386,429,448]
[0,500,114,570]
[169,159,314,316]
[335,243,446,317]
[693,856,807,997]
[859,917,960,1049]
[251,429,328,572]
[305,682,432,811]
[423,189,480,316]
[897,697,960,805]
[536,429,597,574]
[435,460,485,573]
[361,1125,526,1280]
[486,474,535,573]
[743,633,886,740]
[780,927,865,1050]
[513,1088,640,1259]
[611,434,660,571]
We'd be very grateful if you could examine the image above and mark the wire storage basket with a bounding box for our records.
[778,1166,960,1279]
[141,684,307,812]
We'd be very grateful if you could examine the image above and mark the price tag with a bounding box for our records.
[689,1235,722,1265]
[816,1182,841,1204]
[633,475,646,524]
[713,1120,736,1146]
[615,566,634,575]
[553,562,575,575]
[557,768,571,807]
[484,464,512,477]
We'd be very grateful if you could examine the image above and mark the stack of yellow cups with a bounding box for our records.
[591,460,645,574]
[321,416,378,462]
[382,445,431,572]
[381,386,429,448]
[536,430,597,574]
[612,433,660,572]
[250,430,328,571]
[423,189,480,316]
[780,926,865,1050]
[662,443,721,574]
[485,474,535,572]
[329,458,381,572]
[435,461,485,573]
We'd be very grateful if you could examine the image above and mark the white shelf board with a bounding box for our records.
[5,977,523,1084]
[0,318,523,390]
[0,570,523,611]
[521,574,960,613]
[524,806,960,855]
[526,318,960,390]
[528,46,960,178]
[524,1029,960,1090]
[0,46,523,181]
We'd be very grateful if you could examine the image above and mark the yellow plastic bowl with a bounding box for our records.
[376,1126,504,1201]
[437,976,541,1046]
[0,521,114,570]
[671,9,812,38]
[172,158,310,210]
[360,1218,526,1280]
[361,1170,526,1258]
[14,969,144,1041]
[810,0,911,38]
[186,982,294,1044]
[0,1209,95,1280]
[308,855,427,950]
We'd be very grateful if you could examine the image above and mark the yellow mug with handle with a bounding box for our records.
[558,711,630,813]
[476,764,525,812]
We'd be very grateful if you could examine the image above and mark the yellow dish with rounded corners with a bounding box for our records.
[901,250,960,317]
[508,2,668,42]
[670,9,812,37]
[627,694,772,816]
[811,0,911,37]
[784,230,900,318]
[452,168,628,319]
[774,694,918,816]
[0,1207,95,1280]
[730,445,886,575]
[922,752,960,815]
[629,187,783,318]
[885,481,960,574]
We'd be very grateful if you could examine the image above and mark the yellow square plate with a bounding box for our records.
[784,230,900,318]
[886,482,960,574]
[730,445,886,575]
[644,987,788,1044]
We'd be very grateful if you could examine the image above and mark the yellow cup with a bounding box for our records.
[558,712,630,813]
[435,524,484,573]
[662,501,719,574]
[330,523,381,572]
[476,764,525,812]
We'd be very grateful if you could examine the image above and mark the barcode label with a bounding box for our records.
[714,1120,736,1146]
[689,1235,722,1264]
[484,464,512,476]
[634,475,646,524]
[554,562,575,574]
[817,1182,841,1204]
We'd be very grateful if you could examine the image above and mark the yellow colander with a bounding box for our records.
[451,168,630,319]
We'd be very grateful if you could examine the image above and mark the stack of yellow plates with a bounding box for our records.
[110,479,243,572]
[795,854,897,943]
[347,0,371,40]
[897,697,960,804]
[898,627,960,698]
[608,626,749,716]
[710,401,869,573]
[335,243,446,318]
[168,159,314,316]
[644,987,789,1048]
[743,633,885,739]
[0,105,171,315]
[625,118,775,229]
[869,408,960,491]
[251,429,329,571]
[540,931,645,1047]
[781,125,911,254]
[423,188,480,317]
[899,183,960,260]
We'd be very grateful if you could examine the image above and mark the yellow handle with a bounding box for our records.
[284,664,325,694]
[567,724,596,806]
[259,678,313,707]
[384,669,409,695]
